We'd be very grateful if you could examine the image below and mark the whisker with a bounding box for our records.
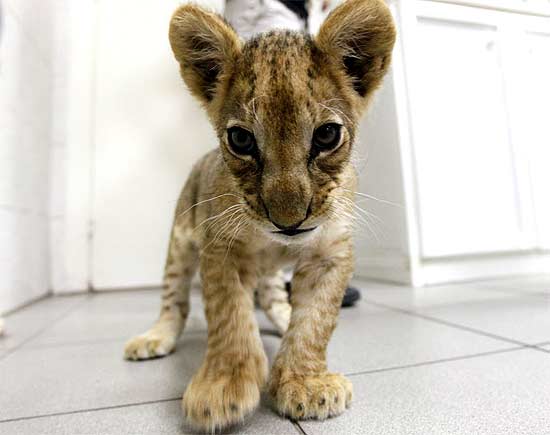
[331,196,385,244]
[193,203,244,234]
[336,196,385,226]
[176,193,242,220]
[317,102,352,124]
[223,216,249,264]
[342,188,402,208]
[199,208,245,257]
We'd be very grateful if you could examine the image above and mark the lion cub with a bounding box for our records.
[124,0,395,430]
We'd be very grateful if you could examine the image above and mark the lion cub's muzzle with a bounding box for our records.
[262,189,312,232]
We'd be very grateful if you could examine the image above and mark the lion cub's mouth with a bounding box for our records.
[273,227,317,237]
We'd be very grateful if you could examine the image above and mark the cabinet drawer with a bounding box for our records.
[423,0,550,16]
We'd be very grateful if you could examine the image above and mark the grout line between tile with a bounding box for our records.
[14,337,130,351]
[362,298,531,347]
[1,293,52,317]
[16,328,278,352]
[293,421,308,435]
[0,296,91,363]
[481,287,550,299]
[344,346,527,378]
[0,397,180,424]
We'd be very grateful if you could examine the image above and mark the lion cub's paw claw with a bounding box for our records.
[272,372,352,420]
[123,330,176,361]
[182,373,262,431]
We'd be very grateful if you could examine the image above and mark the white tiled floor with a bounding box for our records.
[1,276,550,434]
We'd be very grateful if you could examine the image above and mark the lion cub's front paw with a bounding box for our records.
[271,372,353,420]
[123,329,176,361]
[182,368,264,431]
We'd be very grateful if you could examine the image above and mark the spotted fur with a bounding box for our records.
[124,0,395,430]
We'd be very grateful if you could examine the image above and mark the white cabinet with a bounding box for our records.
[412,14,527,257]
[355,0,550,285]
[431,0,550,16]
[521,29,550,249]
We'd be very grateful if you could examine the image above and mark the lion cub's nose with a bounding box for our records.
[264,191,312,231]
[262,170,312,230]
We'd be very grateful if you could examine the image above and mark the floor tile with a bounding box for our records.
[418,297,550,345]
[360,281,550,345]
[4,279,550,434]
[0,295,86,356]
[358,280,519,311]
[0,399,298,435]
[24,290,279,348]
[478,275,550,296]
[23,291,205,348]
[301,348,550,435]
[0,335,281,421]
[327,299,512,375]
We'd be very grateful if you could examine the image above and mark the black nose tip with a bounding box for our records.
[271,219,305,232]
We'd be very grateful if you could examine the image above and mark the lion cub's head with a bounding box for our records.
[169,0,395,242]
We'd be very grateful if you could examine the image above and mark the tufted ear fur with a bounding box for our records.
[169,5,241,104]
[316,0,396,100]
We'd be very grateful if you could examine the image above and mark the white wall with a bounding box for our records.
[50,0,223,292]
[0,0,223,304]
[0,0,56,313]
[91,0,220,289]
[1,0,224,308]
[49,1,98,294]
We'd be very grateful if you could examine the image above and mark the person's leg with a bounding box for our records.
[224,0,305,39]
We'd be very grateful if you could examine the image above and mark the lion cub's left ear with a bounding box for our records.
[316,0,396,101]
[169,5,241,105]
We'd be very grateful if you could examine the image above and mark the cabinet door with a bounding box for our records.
[521,29,550,250]
[409,6,534,257]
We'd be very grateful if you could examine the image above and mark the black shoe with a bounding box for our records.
[341,286,361,307]
[285,282,361,308]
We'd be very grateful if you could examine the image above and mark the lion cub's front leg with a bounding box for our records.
[269,238,354,420]
[182,250,268,431]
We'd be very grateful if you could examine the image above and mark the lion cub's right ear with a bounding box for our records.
[169,5,241,105]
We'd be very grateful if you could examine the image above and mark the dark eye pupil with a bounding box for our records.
[313,123,341,150]
[234,130,249,145]
[317,126,336,142]
[228,127,255,154]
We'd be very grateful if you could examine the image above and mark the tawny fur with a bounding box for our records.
[124,0,395,431]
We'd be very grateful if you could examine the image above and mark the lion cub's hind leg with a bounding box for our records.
[124,223,199,361]
[257,269,291,336]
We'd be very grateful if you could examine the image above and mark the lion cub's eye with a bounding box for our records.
[312,123,342,151]
[227,127,256,155]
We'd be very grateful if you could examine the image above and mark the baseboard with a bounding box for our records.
[355,250,550,287]
[355,252,412,285]
[418,251,550,286]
